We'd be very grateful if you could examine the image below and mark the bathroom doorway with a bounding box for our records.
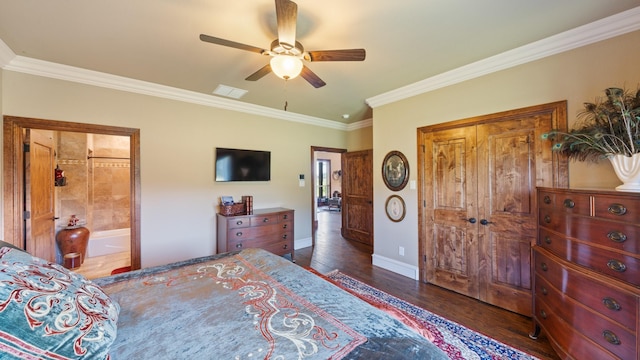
[3,116,141,277]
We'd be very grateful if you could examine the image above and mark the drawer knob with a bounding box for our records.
[539,310,547,319]
[543,215,551,224]
[607,231,627,243]
[235,231,243,237]
[602,330,621,345]
[282,224,288,229]
[608,203,627,216]
[283,214,288,219]
[540,262,548,272]
[283,244,288,249]
[282,234,288,239]
[235,243,243,249]
[541,287,548,295]
[602,297,622,311]
[563,199,575,208]
[544,236,551,245]
[607,259,626,272]
[543,195,551,204]
[262,218,270,223]
[236,220,243,225]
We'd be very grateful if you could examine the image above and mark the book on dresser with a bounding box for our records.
[532,187,640,360]
[217,207,294,261]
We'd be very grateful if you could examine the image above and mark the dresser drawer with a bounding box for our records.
[250,214,279,227]
[534,247,638,331]
[593,194,640,224]
[226,216,252,229]
[538,229,640,287]
[538,190,591,216]
[228,225,284,241]
[229,231,293,250]
[534,297,627,360]
[535,275,635,359]
[539,210,640,254]
[261,240,294,256]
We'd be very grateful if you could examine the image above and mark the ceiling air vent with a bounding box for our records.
[213,85,248,99]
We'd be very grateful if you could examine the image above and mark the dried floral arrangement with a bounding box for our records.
[543,87,640,162]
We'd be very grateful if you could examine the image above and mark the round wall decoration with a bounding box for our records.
[382,151,409,191]
[385,195,406,222]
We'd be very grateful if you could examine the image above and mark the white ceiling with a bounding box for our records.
[1,1,639,125]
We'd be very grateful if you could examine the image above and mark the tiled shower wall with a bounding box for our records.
[55,132,130,232]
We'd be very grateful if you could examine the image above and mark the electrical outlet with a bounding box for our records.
[399,246,405,256]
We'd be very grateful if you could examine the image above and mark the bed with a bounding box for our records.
[0,242,447,359]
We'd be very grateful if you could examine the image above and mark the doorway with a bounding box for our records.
[3,116,141,275]
[310,147,346,247]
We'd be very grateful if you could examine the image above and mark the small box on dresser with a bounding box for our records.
[217,207,294,261]
[532,187,640,360]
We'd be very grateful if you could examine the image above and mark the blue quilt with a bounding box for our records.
[95,248,446,359]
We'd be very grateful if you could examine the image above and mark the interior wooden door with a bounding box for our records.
[422,126,479,297]
[25,129,57,262]
[341,149,373,245]
[419,101,568,316]
[476,118,538,315]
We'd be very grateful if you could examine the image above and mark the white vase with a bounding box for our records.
[609,153,640,192]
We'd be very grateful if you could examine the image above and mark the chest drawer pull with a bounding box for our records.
[563,199,575,208]
[607,203,627,216]
[283,214,289,219]
[541,287,548,295]
[236,243,243,249]
[544,236,551,244]
[602,330,621,345]
[236,231,243,237]
[602,297,621,311]
[607,231,627,243]
[262,218,270,223]
[540,262,548,272]
[282,224,288,229]
[543,195,551,204]
[543,215,551,224]
[606,259,626,272]
[236,220,243,225]
[539,310,547,319]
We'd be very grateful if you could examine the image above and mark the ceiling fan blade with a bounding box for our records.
[275,0,297,50]
[245,64,272,81]
[306,49,366,62]
[300,65,326,88]
[199,34,265,54]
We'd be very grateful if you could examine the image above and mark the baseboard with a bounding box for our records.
[295,237,312,250]
[372,254,419,280]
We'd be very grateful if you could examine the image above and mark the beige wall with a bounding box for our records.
[1,71,353,267]
[372,30,640,270]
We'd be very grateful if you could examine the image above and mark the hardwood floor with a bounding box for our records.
[74,251,131,279]
[300,209,560,360]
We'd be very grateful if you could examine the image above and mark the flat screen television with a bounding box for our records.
[215,148,271,182]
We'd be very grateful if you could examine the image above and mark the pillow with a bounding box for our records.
[0,247,120,359]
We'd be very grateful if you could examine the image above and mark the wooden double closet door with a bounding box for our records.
[418,101,568,316]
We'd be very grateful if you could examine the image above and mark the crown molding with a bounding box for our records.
[366,6,640,109]
[0,49,350,131]
[0,38,14,68]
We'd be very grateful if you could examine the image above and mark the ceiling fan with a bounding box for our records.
[199,0,366,88]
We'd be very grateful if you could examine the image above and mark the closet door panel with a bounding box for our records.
[424,126,479,298]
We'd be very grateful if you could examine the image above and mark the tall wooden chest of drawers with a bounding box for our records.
[217,207,294,260]
[532,187,640,359]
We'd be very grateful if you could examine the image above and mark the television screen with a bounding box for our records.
[215,148,271,182]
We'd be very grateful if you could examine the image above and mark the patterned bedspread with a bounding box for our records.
[95,248,446,359]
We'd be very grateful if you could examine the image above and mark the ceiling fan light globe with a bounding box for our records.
[270,55,303,80]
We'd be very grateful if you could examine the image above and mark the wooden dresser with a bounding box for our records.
[217,207,294,260]
[532,187,640,359]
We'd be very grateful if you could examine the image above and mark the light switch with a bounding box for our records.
[410,180,416,190]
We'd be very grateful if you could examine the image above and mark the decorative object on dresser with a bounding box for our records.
[542,87,640,192]
[219,196,247,216]
[217,207,294,261]
[532,187,640,360]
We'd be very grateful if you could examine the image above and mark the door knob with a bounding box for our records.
[480,219,494,225]
[461,217,476,224]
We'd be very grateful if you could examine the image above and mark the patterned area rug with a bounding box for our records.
[325,270,539,360]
